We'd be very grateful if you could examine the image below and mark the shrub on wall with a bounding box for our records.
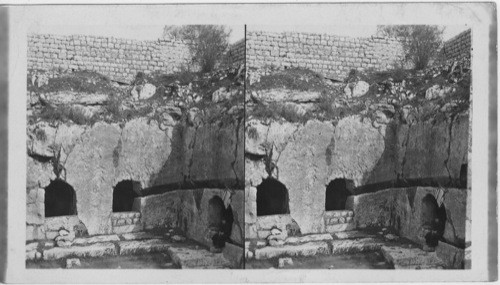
[377,25,444,70]
[163,25,231,73]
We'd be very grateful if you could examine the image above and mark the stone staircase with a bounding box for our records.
[111,211,143,234]
[324,210,355,233]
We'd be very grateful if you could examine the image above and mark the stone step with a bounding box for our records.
[72,234,121,246]
[118,239,173,255]
[380,245,446,269]
[112,223,144,234]
[43,242,117,260]
[325,222,356,233]
[254,241,330,260]
[285,233,333,245]
[168,246,232,269]
[120,232,164,241]
[330,237,384,255]
[332,230,376,240]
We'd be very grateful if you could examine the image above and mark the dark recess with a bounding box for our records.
[421,194,447,247]
[256,178,290,216]
[112,180,140,212]
[325,178,353,211]
[44,179,77,217]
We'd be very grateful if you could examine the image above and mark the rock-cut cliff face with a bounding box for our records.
[244,110,469,235]
[27,115,243,236]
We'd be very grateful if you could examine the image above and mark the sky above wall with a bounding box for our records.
[248,25,470,41]
[32,25,246,44]
[32,24,469,45]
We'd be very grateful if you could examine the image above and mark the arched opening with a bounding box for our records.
[44,179,77,217]
[208,196,233,248]
[112,180,140,212]
[325,178,352,211]
[421,194,447,247]
[256,178,290,216]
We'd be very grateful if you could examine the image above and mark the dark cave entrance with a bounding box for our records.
[421,194,447,247]
[44,179,77,217]
[325,178,352,211]
[256,178,290,216]
[208,195,233,248]
[112,180,140,212]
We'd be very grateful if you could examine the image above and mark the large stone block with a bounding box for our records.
[254,241,330,259]
[436,241,464,269]
[42,242,117,260]
[277,120,334,234]
[135,192,181,230]
[113,118,173,188]
[65,123,121,235]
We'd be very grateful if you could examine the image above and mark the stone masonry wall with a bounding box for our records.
[441,29,471,62]
[246,31,407,79]
[222,39,245,68]
[246,29,472,79]
[28,33,245,83]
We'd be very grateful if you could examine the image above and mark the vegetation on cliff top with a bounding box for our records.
[247,57,470,125]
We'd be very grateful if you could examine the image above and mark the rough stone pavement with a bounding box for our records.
[27,231,238,269]
[246,230,447,269]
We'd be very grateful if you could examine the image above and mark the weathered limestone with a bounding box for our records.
[168,246,231,269]
[347,187,467,248]
[64,123,121,235]
[118,239,172,255]
[380,245,445,269]
[254,241,330,260]
[134,188,244,248]
[245,111,469,237]
[436,241,464,269]
[27,115,244,239]
[277,120,334,234]
[330,238,384,254]
[134,192,181,230]
[72,234,120,246]
[113,118,173,189]
[44,216,82,240]
[252,89,322,104]
[285,233,333,244]
[42,242,117,260]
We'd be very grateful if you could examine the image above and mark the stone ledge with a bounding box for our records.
[118,239,172,255]
[254,241,330,260]
[325,222,356,233]
[333,230,376,240]
[381,245,446,269]
[112,224,143,234]
[285,233,333,245]
[330,237,384,255]
[43,242,117,260]
[72,234,121,246]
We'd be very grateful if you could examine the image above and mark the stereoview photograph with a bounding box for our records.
[244,25,471,269]
[25,25,245,269]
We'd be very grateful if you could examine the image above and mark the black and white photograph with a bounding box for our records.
[25,23,245,269]
[1,2,496,283]
[244,25,472,269]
